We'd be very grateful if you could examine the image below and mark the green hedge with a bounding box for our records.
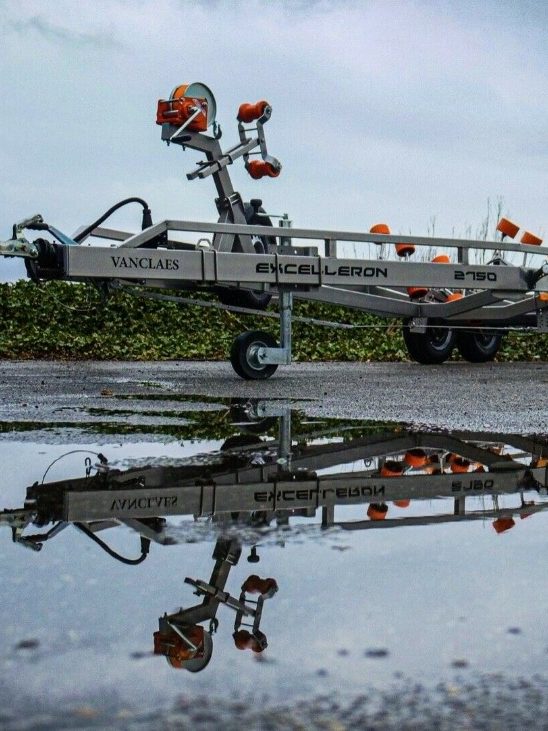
[0,280,546,361]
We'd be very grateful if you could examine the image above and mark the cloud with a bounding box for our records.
[6,15,123,49]
[0,0,546,282]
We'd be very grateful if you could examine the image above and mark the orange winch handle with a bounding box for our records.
[247,160,280,179]
[238,100,270,123]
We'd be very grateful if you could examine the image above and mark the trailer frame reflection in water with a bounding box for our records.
[1,403,548,671]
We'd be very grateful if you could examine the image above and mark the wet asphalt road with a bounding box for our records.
[2,358,548,730]
[0,359,546,434]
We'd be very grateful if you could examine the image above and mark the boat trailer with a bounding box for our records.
[1,81,547,378]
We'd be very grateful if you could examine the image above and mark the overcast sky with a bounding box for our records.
[1,0,546,280]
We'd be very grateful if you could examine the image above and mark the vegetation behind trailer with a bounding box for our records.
[0,280,546,362]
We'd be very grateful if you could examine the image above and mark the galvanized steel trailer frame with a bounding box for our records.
[2,87,548,377]
[4,214,548,377]
[68,217,548,371]
[3,417,547,546]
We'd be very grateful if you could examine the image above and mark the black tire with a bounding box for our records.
[217,203,275,310]
[229,399,278,434]
[456,332,503,363]
[402,323,456,364]
[217,287,271,309]
[230,330,279,380]
[220,434,262,451]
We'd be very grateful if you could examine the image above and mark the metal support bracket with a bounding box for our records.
[537,308,548,333]
[257,289,293,365]
[408,317,428,333]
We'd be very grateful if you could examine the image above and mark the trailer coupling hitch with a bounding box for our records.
[2,213,79,261]
[0,214,43,258]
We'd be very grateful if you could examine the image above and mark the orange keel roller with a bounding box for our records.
[238,100,270,123]
[395,242,416,257]
[370,223,390,235]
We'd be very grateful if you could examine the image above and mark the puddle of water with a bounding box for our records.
[1,397,548,727]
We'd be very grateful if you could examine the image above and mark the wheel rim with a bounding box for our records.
[475,333,497,349]
[429,329,453,352]
[246,341,268,371]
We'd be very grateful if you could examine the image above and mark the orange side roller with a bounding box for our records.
[247,160,280,179]
[238,100,270,123]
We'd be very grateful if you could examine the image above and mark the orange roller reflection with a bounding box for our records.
[407,286,428,299]
[367,503,389,521]
[404,449,428,468]
[493,517,515,534]
[380,461,405,477]
[450,457,471,473]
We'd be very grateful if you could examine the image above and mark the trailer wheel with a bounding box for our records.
[229,399,278,434]
[402,323,456,364]
[230,331,278,380]
[456,332,503,363]
[217,287,272,310]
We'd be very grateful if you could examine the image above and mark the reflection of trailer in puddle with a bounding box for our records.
[3,404,548,545]
[2,408,548,670]
[2,82,548,378]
